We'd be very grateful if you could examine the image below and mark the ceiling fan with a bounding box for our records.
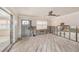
[48,11,60,17]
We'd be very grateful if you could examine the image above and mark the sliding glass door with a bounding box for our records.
[0,8,11,51]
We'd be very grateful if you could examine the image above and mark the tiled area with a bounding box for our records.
[9,34,79,52]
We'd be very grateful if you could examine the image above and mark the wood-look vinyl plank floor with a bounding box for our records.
[9,34,79,52]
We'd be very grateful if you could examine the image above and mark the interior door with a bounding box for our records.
[21,20,31,37]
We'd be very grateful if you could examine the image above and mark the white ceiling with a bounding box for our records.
[7,7,79,16]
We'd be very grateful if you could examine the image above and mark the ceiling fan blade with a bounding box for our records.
[48,14,60,16]
[48,11,60,16]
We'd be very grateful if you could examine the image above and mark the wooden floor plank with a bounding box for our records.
[9,34,79,52]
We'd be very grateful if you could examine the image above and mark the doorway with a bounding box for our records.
[21,20,31,37]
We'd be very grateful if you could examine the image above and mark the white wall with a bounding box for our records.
[51,11,79,26]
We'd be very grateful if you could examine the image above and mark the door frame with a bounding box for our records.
[21,19,31,37]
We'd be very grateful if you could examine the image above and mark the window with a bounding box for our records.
[36,20,47,30]
[22,20,30,25]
